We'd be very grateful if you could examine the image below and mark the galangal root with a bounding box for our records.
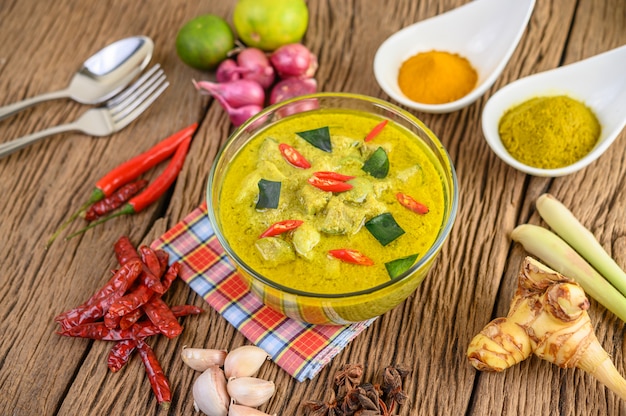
[467,256,626,401]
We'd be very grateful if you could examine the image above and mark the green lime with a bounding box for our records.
[176,14,235,70]
[233,0,309,51]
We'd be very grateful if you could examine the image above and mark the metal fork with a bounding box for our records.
[0,64,169,159]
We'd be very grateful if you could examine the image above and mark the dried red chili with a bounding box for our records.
[143,297,183,339]
[66,136,193,240]
[328,249,375,266]
[160,262,180,292]
[137,340,172,408]
[308,176,353,192]
[107,284,154,320]
[259,219,304,238]
[84,179,148,222]
[396,192,429,215]
[108,339,136,372]
[279,143,311,169]
[114,236,141,266]
[55,260,143,329]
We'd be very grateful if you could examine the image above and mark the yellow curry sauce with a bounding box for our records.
[219,109,446,294]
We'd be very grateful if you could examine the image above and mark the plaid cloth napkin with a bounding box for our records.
[151,202,375,381]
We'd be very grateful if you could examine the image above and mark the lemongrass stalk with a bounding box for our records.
[536,193,626,298]
[510,224,626,322]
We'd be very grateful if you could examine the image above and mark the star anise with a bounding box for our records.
[333,363,364,398]
[302,399,342,416]
[380,366,410,412]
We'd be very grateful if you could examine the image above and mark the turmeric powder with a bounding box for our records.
[397,50,477,104]
[467,257,626,401]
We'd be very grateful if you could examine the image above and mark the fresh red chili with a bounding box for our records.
[259,219,304,238]
[279,143,311,169]
[396,192,429,214]
[308,176,354,192]
[47,124,197,247]
[143,297,183,339]
[328,249,375,266]
[66,136,193,239]
[364,119,388,142]
[84,179,148,222]
[137,340,172,408]
[313,171,356,182]
[93,123,197,201]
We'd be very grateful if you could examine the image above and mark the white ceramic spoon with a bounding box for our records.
[482,45,626,177]
[373,0,535,114]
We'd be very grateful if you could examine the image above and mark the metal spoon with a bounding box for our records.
[0,35,154,121]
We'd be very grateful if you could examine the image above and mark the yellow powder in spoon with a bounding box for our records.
[498,95,601,169]
[397,50,478,104]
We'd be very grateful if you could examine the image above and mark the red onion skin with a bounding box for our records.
[236,48,276,89]
[213,93,263,127]
[269,77,318,105]
[216,59,241,83]
[270,44,313,78]
[194,79,265,108]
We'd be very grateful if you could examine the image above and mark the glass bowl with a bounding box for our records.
[207,93,458,325]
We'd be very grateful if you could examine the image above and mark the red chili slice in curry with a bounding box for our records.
[308,176,353,192]
[279,143,311,169]
[364,119,388,142]
[313,171,356,182]
[396,192,429,214]
[328,249,374,266]
[259,220,304,238]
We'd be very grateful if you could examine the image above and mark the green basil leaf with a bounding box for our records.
[256,179,281,209]
[362,147,389,178]
[365,212,405,246]
[385,254,419,279]
[296,126,332,152]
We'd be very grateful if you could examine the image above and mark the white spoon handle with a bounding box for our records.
[0,88,70,121]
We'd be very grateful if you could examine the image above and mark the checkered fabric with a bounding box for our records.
[151,202,375,381]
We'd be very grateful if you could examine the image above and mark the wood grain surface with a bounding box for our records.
[0,0,625,415]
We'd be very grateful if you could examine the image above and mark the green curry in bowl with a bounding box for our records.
[208,93,457,324]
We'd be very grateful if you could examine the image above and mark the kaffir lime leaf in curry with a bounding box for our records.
[233,0,309,51]
[176,14,235,70]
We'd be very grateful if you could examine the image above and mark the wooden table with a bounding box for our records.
[1,0,625,414]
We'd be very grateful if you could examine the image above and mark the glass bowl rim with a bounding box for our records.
[207,92,459,300]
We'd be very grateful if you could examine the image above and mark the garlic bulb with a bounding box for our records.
[182,347,228,371]
[193,365,230,416]
[228,403,277,416]
[227,377,275,407]
[224,345,270,379]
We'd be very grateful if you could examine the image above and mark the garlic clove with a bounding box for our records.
[228,403,277,416]
[182,346,228,372]
[193,365,230,416]
[224,345,270,379]
[227,377,275,408]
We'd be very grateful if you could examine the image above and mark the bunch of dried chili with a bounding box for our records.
[55,235,203,410]
[47,123,198,246]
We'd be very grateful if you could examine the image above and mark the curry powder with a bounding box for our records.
[498,95,601,169]
[398,50,478,104]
